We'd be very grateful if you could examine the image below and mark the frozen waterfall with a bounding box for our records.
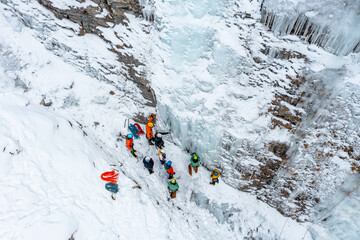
[146,0,240,165]
[261,0,360,56]
[142,0,360,238]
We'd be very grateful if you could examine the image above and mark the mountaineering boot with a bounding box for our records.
[111,194,116,200]
[131,150,138,158]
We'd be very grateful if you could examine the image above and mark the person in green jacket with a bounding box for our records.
[168,179,179,198]
[189,153,200,174]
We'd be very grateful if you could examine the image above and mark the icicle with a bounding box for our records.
[138,0,155,21]
[260,0,360,56]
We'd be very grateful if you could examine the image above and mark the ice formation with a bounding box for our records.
[261,0,360,56]
[1,0,360,238]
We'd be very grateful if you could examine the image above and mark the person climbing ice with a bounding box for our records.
[188,153,200,176]
[126,134,137,158]
[143,156,154,174]
[154,132,165,149]
[168,179,179,199]
[158,149,166,165]
[210,169,221,185]
[146,114,155,145]
[164,161,175,179]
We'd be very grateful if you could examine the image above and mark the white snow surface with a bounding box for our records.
[0,0,359,239]
[0,0,331,239]
[0,93,322,240]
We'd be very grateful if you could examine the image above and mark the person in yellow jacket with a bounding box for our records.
[145,114,155,145]
[210,169,220,185]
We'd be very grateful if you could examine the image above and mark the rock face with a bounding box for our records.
[37,0,156,111]
[107,0,142,19]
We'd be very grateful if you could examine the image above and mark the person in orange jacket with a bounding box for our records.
[126,134,137,158]
[146,114,155,145]
[158,149,166,165]
[210,169,220,185]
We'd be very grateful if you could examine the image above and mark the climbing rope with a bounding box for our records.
[301,181,360,240]
[278,217,290,239]
[279,118,360,239]
[101,170,119,183]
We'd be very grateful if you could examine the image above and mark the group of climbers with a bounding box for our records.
[124,114,220,199]
[145,115,178,197]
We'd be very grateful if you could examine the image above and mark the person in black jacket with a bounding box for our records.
[154,133,165,149]
[143,157,154,174]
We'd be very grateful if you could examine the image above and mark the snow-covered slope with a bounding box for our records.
[0,93,325,240]
[1,0,359,239]
[0,0,333,239]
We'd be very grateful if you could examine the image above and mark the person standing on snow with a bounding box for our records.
[168,179,179,198]
[210,169,221,185]
[126,134,137,158]
[158,149,166,165]
[188,153,200,175]
[146,114,155,145]
[164,161,175,179]
[154,133,165,149]
[143,157,154,174]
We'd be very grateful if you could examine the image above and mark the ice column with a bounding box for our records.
[139,0,155,21]
[261,0,360,56]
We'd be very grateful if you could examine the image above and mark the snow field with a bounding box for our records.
[0,92,322,240]
[0,0,346,239]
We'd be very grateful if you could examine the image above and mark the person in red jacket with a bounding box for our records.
[146,114,155,145]
[164,161,175,179]
[126,134,137,158]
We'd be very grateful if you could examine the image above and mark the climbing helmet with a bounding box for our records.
[166,161,172,166]
[127,134,133,139]
[171,179,176,184]
[145,157,151,162]
[148,122,154,128]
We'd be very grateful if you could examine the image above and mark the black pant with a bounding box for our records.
[211,178,219,184]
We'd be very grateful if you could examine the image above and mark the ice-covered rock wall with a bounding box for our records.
[261,0,360,56]
[146,0,360,230]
